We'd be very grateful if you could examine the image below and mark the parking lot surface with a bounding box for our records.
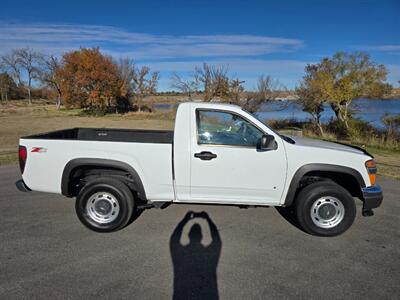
[0,165,399,299]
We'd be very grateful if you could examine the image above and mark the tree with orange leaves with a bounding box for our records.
[57,48,122,111]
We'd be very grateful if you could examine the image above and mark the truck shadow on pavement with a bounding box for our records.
[275,207,307,233]
[170,211,222,300]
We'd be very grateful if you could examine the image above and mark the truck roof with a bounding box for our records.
[178,101,242,110]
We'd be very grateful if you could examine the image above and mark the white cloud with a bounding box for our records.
[359,44,400,56]
[139,59,308,73]
[363,45,400,52]
[0,23,304,59]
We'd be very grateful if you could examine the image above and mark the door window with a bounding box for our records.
[197,110,263,146]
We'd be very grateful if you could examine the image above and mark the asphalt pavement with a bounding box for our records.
[0,165,399,299]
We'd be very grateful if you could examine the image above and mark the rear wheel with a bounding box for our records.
[76,177,134,232]
[295,181,356,236]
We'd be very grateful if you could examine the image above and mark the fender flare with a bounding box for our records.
[284,163,366,206]
[61,158,147,200]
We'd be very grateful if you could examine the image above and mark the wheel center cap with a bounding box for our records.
[95,200,112,215]
[318,203,336,220]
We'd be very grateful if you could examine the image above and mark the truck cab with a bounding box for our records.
[173,102,287,205]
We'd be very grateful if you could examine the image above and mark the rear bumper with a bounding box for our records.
[362,185,383,211]
[15,179,31,192]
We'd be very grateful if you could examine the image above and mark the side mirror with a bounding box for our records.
[259,134,276,150]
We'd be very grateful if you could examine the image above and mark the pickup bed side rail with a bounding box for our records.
[61,158,147,200]
[22,128,173,144]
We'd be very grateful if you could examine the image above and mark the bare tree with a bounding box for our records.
[15,48,40,104]
[132,66,160,111]
[170,72,199,99]
[195,63,229,101]
[38,54,62,109]
[228,78,245,105]
[1,52,22,96]
[118,58,135,98]
[116,59,160,111]
[1,48,40,104]
[243,75,284,113]
[195,63,212,100]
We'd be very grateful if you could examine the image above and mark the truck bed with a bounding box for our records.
[22,128,174,144]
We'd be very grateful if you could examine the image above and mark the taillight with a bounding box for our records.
[365,159,377,186]
[19,145,27,174]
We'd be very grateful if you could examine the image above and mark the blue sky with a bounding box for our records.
[1,0,399,90]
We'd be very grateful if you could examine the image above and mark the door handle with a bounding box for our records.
[194,151,217,160]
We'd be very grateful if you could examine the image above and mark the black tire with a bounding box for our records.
[295,181,356,237]
[76,177,134,232]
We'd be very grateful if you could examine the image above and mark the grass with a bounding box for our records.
[1,100,399,180]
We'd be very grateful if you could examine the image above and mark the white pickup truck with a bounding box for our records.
[16,102,382,236]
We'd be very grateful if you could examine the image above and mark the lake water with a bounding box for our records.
[153,99,400,129]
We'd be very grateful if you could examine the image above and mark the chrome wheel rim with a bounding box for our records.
[86,192,120,224]
[310,196,345,229]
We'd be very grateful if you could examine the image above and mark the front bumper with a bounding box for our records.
[15,179,31,192]
[361,185,383,214]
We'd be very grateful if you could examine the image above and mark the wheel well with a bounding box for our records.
[62,159,147,201]
[298,171,363,200]
[66,166,129,197]
[284,164,365,207]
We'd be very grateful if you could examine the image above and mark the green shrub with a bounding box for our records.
[382,114,400,140]
[265,118,310,130]
[325,119,349,139]
[347,119,376,140]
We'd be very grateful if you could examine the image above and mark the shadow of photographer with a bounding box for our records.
[170,211,222,300]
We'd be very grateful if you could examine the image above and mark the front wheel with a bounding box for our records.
[295,181,356,236]
[76,177,134,232]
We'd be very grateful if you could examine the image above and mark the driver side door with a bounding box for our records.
[190,109,287,205]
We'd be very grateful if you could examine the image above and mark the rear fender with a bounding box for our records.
[61,158,147,200]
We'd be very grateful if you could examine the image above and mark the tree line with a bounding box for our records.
[0,47,396,137]
[0,47,284,114]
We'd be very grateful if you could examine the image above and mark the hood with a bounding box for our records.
[288,136,370,156]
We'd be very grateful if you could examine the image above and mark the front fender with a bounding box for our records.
[283,163,366,206]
